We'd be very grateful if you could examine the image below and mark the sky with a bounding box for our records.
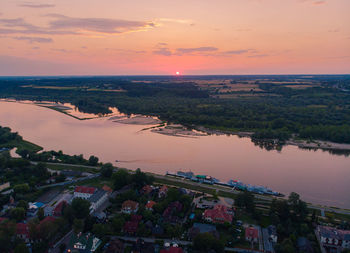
[0,0,349,75]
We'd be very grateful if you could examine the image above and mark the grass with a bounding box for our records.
[1,138,43,154]
[45,163,99,173]
[154,177,216,196]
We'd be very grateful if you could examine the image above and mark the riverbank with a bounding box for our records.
[195,125,350,152]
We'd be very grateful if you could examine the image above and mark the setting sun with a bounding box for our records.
[176,71,180,75]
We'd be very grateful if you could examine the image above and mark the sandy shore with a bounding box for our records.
[286,139,350,151]
[111,115,162,125]
[151,124,207,138]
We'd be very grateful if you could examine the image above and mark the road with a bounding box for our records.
[113,236,263,253]
[38,173,100,189]
[33,161,350,215]
[153,174,350,216]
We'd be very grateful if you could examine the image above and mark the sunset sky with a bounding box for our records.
[0,0,349,75]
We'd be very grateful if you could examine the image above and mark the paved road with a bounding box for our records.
[113,236,262,253]
[155,174,350,215]
[38,173,100,189]
[31,161,101,170]
[32,161,350,215]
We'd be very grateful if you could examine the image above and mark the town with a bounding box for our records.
[0,142,350,253]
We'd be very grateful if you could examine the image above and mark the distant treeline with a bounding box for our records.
[1,76,350,143]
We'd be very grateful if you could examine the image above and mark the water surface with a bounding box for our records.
[0,101,349,208]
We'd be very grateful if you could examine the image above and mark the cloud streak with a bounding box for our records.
[13,36,53,43]
[19,3,55,8]
[0,15,157,36]
[47,14,156,34]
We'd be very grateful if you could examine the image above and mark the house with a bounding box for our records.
[123,221,138,235]
[245,226,259,243]
[189,223,218,240]
[67,232,101,253]
[158,185,168,198]
[121,200,139,214]
[102,185,113,194]
[297,237,314,253]
[16,223,30,242]
[317,226,350,251]
[160,246,184,253]
[53,201,67,217]
[74,186,96,199]
[267,225,277,243]
[141,185,153,195]
[106,239,124,253]
[145,200,156,211]
[27,202,45,217]
[163,201,183,223]
[152,224,164,236]
[88,189,108,213]
[203,204,233,224]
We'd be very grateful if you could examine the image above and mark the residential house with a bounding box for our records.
[317,226,350,251]
[106,239,124,253]
[88,189,108,213]
[297,237,314,253]
[16,223,30,243]
[74,186,96,200]
[268,225,278,243]
[163,201,183,223]
[145,200,156,211]
[102,185,113,194]
[121,200,139,214]
[189,223,218,240]
[67,232,101,253]
[203,204,233,224]
[158,185,168,198]
[160,247,184,253]
[245,226,259,243]
[141,185,153,195]
[123,221,138,235]
[53,201,67,217]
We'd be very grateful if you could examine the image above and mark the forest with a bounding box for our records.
[0,75,350,144]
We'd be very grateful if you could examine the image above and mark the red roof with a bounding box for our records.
[16,223,29,237]
[122,200,139,211]
[142,185,153,194]
[245,227,259,239]
[74,186,96,194]
[40,216,56,227]
[146,200,156,209]
[123,221,138,233]
[203,204,233,224]
[53,200,67,216]
[102,185,113,193]
[159,185,168,193]
[160,247,184,253]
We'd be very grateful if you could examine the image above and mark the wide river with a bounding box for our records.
[0,101,349,208]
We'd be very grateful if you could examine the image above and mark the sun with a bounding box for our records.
[176,71,180,75]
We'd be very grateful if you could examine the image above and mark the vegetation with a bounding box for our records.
[1,75,350,144]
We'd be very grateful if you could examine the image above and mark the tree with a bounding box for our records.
[59,243,66,253]
[17,200,28,210]
[113,169,131,190]
[71,198,91,219]
[73,219,84,233]
[10,207,25,221]
[14,243,29,253]
[193,233,224,253]
[13,184,30,194]
[88,155,99,166]
[101,163,113,178]
[235,192,255,212]
[37,207,45,221]
[55,173,66,182]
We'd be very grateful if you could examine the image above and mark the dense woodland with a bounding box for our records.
[1,75,350,144]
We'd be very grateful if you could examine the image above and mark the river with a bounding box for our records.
[0,100,349,208]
